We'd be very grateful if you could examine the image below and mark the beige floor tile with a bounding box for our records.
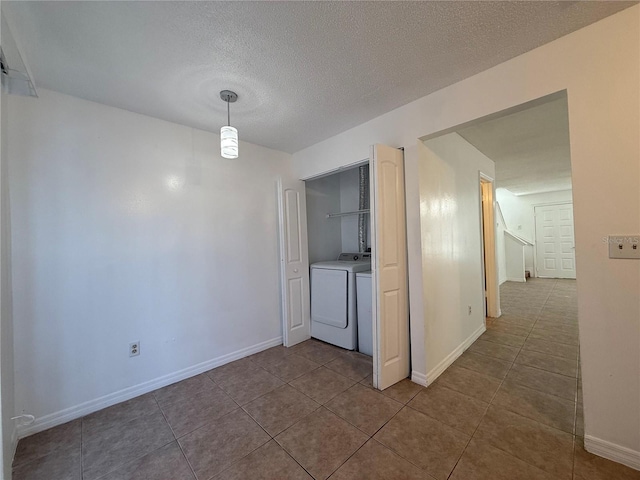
[292,340,343,365]
[264,354,320,382]
[380,378,423,404]
[492,380,575,434]
[329,439,434,480]
[359,374,373,388]
[275,408,368,480]
[496,315,537,328]
[82,393,160,441]
[207,358,262,386]
[486,322,531,337]
[243,384,320,436]
[82,411,174,480]
[153,373,217,407]
[474,405,574,479]
[436,365,502,402]
[160,385,238,437]
[289,367,356,404]
[506,363,577,401]
[211,440,311,480]
[574,439,640,480]
[12,446,81,480]
[325,352,372,382]
[179,409,270,480]
[94,442,195,480]
[453,352,512,380]
[466,339,520,362]
[374,406,469,480]
[218,367,285,405]
[515,349,578,377]
[13,419,81,467]
[325,384,403,435]
[480,330,526,347]
[248,345,295,366]
[533,321,579,335]
[449,439,557,480]
[575,401,584,437]
[522,337,579,360]
[408,384,488,435]
[528,329,579,346]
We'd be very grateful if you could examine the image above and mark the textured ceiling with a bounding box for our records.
[458,97,571,196]
[4,1,635,153]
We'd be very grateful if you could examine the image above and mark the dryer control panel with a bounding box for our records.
[337,252,371,262]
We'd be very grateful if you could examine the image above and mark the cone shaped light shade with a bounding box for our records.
[220,125,238,159]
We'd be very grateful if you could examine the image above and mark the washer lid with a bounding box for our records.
[310,261,371,273]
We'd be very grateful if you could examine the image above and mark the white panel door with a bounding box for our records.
[278,178,311,347]
[534,203,576,279]
[371,144,410,390]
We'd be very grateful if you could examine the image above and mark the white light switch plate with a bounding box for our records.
[608,235,640,259]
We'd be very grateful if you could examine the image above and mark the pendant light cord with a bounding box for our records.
[227,99,230,127]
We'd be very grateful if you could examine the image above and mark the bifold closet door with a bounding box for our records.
[370,144,410,390]
[277,178,311,347]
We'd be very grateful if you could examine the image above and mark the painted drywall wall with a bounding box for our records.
[505,233,527,282]
[291,6,640,461]
[8,89,292,433]
[419,133,494,378]
[305,174,342,264]
[1,87,16,479]
[497,188,573,275]
[496,204,507,285]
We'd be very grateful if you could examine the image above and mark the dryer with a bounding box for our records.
[310,252,372,350]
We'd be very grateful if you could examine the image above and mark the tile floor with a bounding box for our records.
[12,279,640,480]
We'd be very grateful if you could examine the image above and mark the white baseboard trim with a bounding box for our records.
[17,336,283,439]
[425,323,486,385]
[584,435,640,471]
[411,371,427,386]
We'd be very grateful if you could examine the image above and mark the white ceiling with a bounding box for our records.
[458,97,572,196]
[4,1,635,153]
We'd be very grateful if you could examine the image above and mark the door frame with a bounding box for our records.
[479,173,500,318]
[532,201,576,279]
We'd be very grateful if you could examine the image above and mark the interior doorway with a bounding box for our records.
[480,175,500,318]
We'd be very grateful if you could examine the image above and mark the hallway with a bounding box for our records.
[12,280,640,480]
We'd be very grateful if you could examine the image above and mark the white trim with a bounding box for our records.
[507,276,527,283]
[17,336,283,439]
[584,435,640,471]
[425,323,486,385]
[411,371,427,386]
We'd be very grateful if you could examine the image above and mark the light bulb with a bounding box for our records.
[220,126,238,159]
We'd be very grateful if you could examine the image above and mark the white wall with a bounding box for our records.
[497,188,573,275]
[496,204,507,285]
[305,174,342,264]
[1,87,16,478]
[291,6,640,463]
[8,89,292,435]
[419,133,494,380]
[505,233,526,283]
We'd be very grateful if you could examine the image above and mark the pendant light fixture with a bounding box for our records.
[220,90,238,159]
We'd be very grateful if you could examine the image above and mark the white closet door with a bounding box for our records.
[278,178,311,347]
[371,144,410,390]
[535,203,576,279]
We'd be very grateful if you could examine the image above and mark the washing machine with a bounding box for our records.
[310,253,372,350]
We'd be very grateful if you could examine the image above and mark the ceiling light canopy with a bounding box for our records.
[220,90,238,159]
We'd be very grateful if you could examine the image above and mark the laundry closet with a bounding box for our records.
[305,164,373,356]
[278,144,410,390]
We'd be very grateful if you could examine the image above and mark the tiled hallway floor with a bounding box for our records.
[13,279,640,480]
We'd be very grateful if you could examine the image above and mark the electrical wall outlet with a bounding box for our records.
[608,235,640,259]
[468,306,472,315]
[129,341,140,357]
